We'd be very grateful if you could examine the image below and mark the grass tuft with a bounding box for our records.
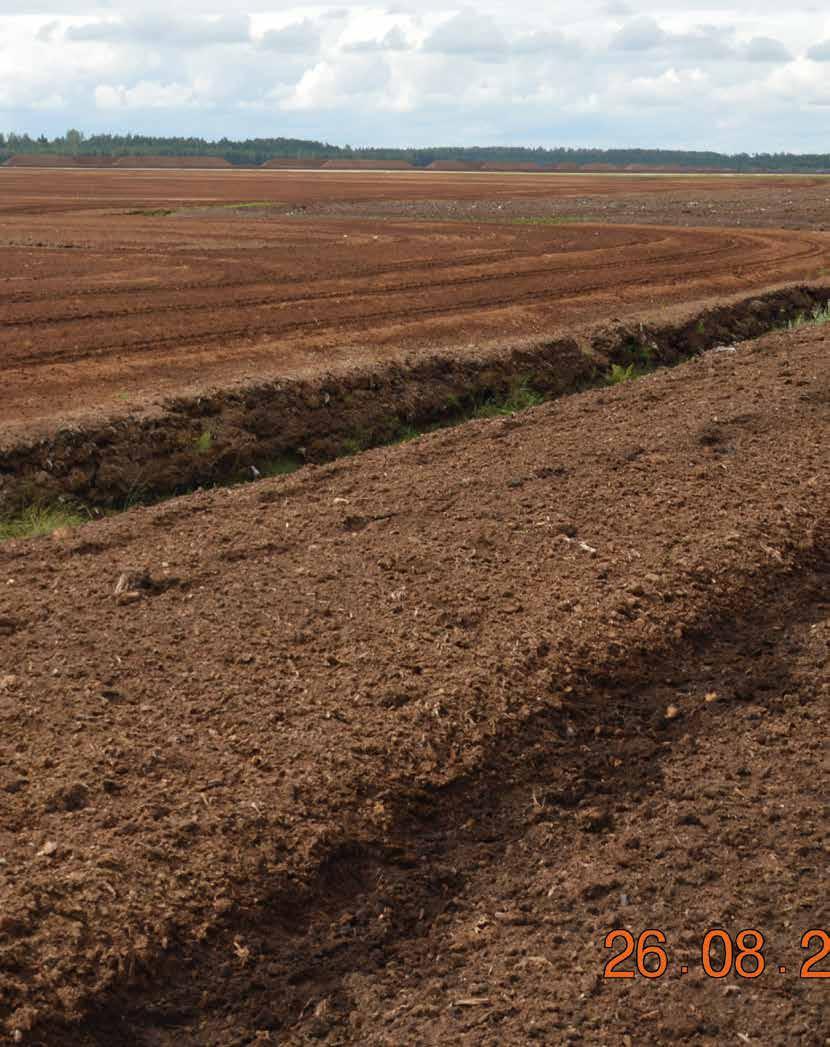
[604,363,640,386]
[194,429,214,455]
[388,423,421,445]
[126,208,174,217]
[787,303,830,330]
[0,505,86,541]
[512,215,599,226]
[471,379,544,419]
[257,455,303,478]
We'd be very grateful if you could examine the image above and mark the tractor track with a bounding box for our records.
[5,236,823,373]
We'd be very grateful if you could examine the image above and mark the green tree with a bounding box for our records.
[65,128,84,155]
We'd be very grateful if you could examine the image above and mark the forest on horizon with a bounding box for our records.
[2,129,829,172]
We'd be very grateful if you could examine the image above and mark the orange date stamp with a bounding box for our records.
[603,928,830,980]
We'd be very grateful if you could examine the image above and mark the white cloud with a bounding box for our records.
[765,58,830,106]
[283,55,392,110]
[807,39,830,62]
[258,19,320,53]
[668,25,736,61]
[36,19,59,42]
[422,10,508,59]
[343,26,410,52]
[605,66,711,112]
[610,16,665,51]
[512,30,581,57]
[67,14,251,47]
[610,18,739,60]
[95,81,199,109]
[744,36,792,63]
[603,1,632,14]
[0,5,826,152]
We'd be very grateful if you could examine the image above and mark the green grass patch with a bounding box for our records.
[470,379,545,419]
[618,337,657,370]
[257,454,303,478]
[0,505,86,542]
[512,215,599,226]
[194,429,214,455]
[787,303,830,330]
[126,208,174,217]
[206,201,282,214]
[604,363,640,386]
[341,432,372,456]
[388,423,421,445]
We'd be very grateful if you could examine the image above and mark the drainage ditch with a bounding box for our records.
[1,284,828,527]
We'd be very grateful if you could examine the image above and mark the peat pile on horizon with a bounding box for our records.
[0,321,828,1043]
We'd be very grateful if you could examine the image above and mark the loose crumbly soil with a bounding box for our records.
[1,169,829,448]
[1,322,828,1044]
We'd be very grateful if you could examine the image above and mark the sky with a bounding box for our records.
[2,2,830,153]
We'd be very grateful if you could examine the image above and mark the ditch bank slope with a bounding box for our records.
[1,283,829,516]
[0,322,828,1042]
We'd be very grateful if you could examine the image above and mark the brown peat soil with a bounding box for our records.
[1,318,828,1044]
[1,169,829,444]
[1,168,828,1045]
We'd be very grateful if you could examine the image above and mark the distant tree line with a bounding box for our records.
[1,130,829,172]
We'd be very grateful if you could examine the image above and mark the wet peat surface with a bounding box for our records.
[1,321,828,1044]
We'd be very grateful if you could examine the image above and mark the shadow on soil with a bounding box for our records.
[35,537,829,1045]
